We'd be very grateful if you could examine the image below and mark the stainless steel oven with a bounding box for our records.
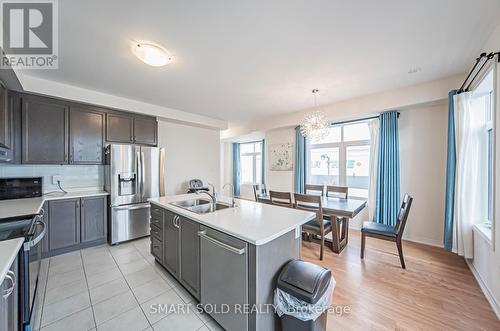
[22,212,46,331]
[0,177,46,330]
[0,212,46,331]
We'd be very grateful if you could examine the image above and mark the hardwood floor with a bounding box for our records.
[301,229,500,331]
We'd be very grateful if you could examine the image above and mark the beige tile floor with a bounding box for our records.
[37,237,224,331]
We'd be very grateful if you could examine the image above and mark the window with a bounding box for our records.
[307,122,371,198]
[471,68,495,227]
[239,141,263,185]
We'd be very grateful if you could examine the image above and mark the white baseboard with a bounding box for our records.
[402,235,443,248]
[466,259,500,320]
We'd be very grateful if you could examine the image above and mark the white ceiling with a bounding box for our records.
[22,0,500,125]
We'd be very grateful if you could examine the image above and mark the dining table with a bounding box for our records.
[257,195,367,254]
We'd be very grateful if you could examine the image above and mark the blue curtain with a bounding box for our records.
[261,140,265,184]
[444,90,457,251]
[375,111,401,226]
[294,127,306,193]
[232,143,241,196]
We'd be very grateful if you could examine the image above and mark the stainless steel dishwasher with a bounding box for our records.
[199,225,249,331]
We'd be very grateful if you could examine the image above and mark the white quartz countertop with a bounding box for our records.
[149,194,316,245]
[0,238,24,284]
[0,189,109,219]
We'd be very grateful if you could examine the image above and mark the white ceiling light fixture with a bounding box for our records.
[132,42,173,67]
[300,89,329,141]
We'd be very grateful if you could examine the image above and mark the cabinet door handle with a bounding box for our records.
[173,216,180,229]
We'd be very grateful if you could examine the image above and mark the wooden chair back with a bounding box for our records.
[305,184,324,196]
[326,185,348,199]
[294,193,324,227]
[394,194,413,237]
[253,183,267,201]
[269,190,293,208]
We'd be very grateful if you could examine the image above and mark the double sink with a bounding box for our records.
[170,198,232,214]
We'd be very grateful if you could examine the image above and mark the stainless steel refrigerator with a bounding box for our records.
[105,144,165,244]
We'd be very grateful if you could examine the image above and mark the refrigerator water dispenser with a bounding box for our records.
[118,173,137,196]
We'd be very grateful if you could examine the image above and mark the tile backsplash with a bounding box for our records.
[0,164,104,192]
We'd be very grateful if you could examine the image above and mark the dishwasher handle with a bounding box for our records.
[113,203,150,211]
[198,230,245,255]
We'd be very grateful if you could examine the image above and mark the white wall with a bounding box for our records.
[157,119,220,195]
[219,142,233,195]
[264,127,296,192]
[399,103,447,246]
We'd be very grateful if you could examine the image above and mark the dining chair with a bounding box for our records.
[253,183,267,202]
[326,185,348,199]
[324,186,349,250]
[305,184,325,196]
[360,194,413,268]
[269,190,293,208]
[294,193,332,260]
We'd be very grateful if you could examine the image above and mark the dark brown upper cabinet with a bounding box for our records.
[0,84,11,150]
[106,111,157,146]
[69,106,104,164]
[133,115,157,145]
[22,96,69,164]
[106,112,134,143]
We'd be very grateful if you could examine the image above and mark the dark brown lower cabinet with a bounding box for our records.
[81,196,107,242]
[152,208,200,300]
[179,217,200,298]
[47,195,107,255]
[48,198,81,251]
[163,210,179,277]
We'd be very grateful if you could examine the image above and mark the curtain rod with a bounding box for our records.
[458,51,500,94]
[331,112,399,126]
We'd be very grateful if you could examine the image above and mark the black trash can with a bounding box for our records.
[275,259,334,331]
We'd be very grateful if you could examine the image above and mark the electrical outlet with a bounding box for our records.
[52,175,61,185]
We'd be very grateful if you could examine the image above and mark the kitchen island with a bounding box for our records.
[149,194,316,331]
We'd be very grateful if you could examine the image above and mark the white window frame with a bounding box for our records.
[470,63,496,247]
[240,142,263,185]
[486,89,494,225]
[307,122,370,199]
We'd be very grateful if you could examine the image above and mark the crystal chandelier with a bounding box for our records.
[300,89,329,141]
